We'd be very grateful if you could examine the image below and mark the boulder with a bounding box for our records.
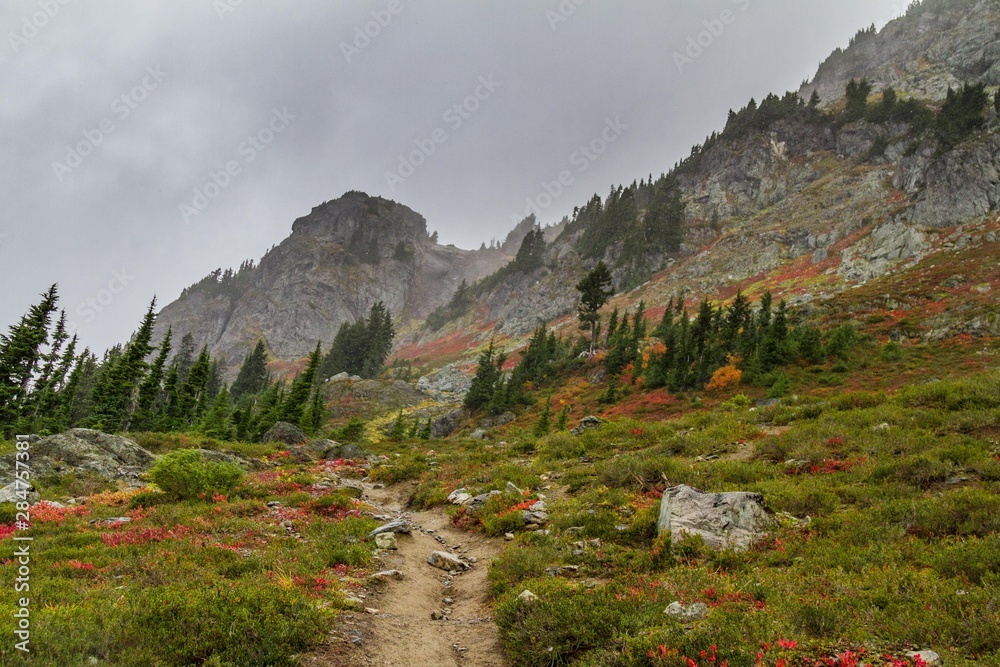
[0,429,154,487]
[657,484,773,552]
[427,551,469,572]
[431,410,463,439]
[467,490,501,511]
[417,365,472,400]
[905,651,941,667]
[664,601,709,621]
[469,429,487,440]
[0,481,39,504]
[447,488,474,506]
[517,589,538,603]
[570,416,604,435]
[369,519,411,538]
[374,533,398,550]
[259,422,308,445]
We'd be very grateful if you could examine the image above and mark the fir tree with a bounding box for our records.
[576,261,614,354]
[231,340,270,399]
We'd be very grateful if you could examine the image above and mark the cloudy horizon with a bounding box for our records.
[2,0,907,355]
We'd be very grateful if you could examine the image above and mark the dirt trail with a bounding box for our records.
[303,482,510,667]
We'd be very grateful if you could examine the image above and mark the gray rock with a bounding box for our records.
[418,365,473,401]
[469,429,487,440]
[447,488,474,506]
[374,533,398,550]
[467,490,501,511]
[368,570,404,582]
[0,429,155,487]
[431,410,463,439]
[517,589,538,602]
[428,551,469,571]
[664,601,709,621]
[905,651,941,667]
[505,481,523,495]
[259,422,308,445]
[0,481,39,504]
[369,519,411,538]
[657,484,774,552]
[522,510,549,526]
[479,412,516,430]
[570,416,604,435]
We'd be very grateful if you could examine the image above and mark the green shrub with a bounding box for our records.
[871,455,951,490]
[880,341,904,362]
[150,449,245,500]
[0,502,16,524]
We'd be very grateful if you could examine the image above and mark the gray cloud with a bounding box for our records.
[1,0,904,353]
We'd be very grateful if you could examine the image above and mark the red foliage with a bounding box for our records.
[100,524,192,547]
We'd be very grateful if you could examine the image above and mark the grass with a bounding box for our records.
[380,368,1000,667]
[0,456,378,666]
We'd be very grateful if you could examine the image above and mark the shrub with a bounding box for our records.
[880,341,904,362]
[706,365,742,393]
[149,449,245,500]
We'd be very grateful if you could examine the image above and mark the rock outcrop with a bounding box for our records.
[801,0,1000,106]
[657,484,773,552]
[0,429,155,487]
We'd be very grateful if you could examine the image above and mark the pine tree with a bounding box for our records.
[464,340,508,413]
[281,343,323,425]
[576,262,614,354]
[132,327,172,432]
[534,396,552,436]
[231,340,270,399]
[177,346,212,426]
[556,404,569,431]
[0,285,60,430]
[199,385,233,439]
[844,78,872,122]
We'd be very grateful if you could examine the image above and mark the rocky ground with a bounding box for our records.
[304,480,508,667]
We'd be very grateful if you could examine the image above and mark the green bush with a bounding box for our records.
[150,449,245,500]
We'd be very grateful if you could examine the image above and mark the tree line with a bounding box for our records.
[0,286,395,440]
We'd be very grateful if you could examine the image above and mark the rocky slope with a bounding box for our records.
[800,0,1000,105]
[154,192,513,368]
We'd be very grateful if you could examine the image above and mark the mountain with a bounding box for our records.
[801,0,1000,105]
[153,192,514,369]
[159,0,1000,375]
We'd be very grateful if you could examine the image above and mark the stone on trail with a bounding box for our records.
[428,551,469,571]
[657,484,773,552]
[368,570,404,582]
[374,533,398,550]
[368,519,411,538]
[447,488,474,506]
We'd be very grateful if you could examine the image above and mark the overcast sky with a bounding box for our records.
[1,0,907,354]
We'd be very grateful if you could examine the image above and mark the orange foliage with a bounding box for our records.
[706,365,742,392]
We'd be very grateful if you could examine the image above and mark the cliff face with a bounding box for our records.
[154,192,510,369]
[801,0,1000,105]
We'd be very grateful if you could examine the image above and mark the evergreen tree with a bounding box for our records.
[464,340,508,413]
[199,385,233,439]
[281,342,323,425]
[0,285,59,430]
[132,327,172,432]
[231,340,271,399]
[555,404,569,431]
[177,346,212,426]
[534,396,552,436]
[576,261,614,354]
[87,299,158,433]
[173,333,197,385]
[844,78,872,122]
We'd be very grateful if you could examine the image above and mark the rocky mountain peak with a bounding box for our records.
[802,0,1000,105]
[289,191,430,258]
